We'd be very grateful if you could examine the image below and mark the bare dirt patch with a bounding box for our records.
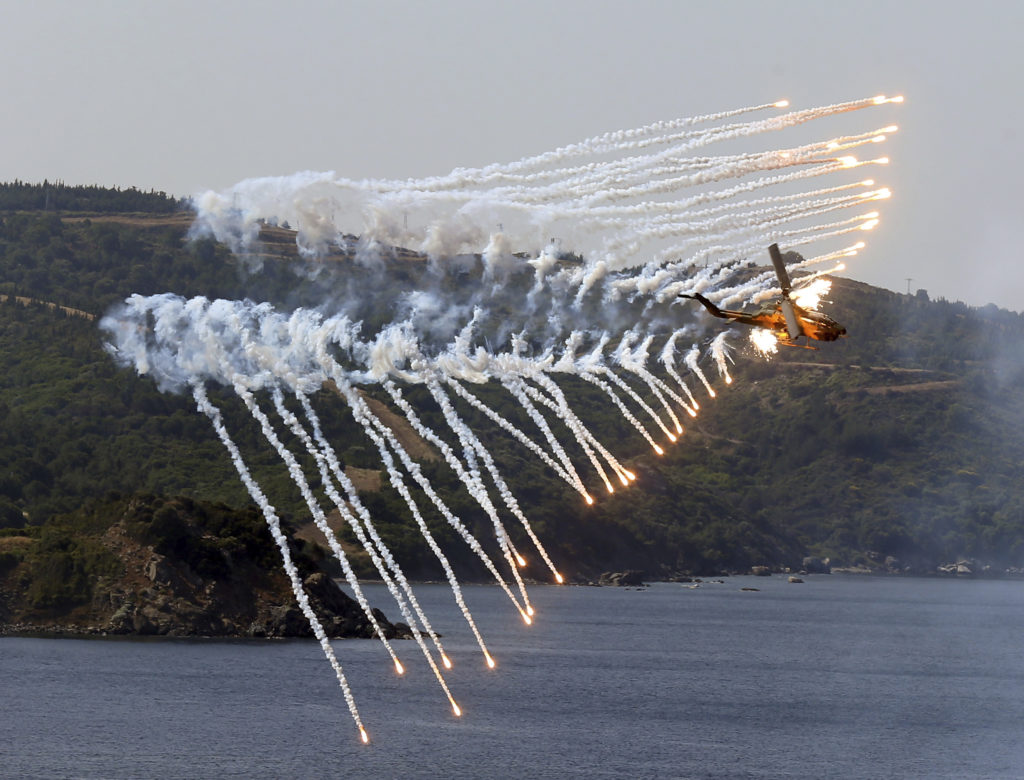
[345,466,383,493]
[60,213,195,228]
[359,392,438,461]
[0,295,95,320]
[863,380,960,395]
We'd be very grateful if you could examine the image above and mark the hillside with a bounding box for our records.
[1,192,1023,594]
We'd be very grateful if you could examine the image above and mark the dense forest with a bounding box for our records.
[0,180,185,214]
[1,184,1023,600]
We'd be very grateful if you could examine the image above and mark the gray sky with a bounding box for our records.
[2,0,1021,309]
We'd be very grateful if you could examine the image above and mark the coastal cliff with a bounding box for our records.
[0,495,402,638]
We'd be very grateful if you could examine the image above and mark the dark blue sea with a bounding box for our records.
[2,576,1023,779]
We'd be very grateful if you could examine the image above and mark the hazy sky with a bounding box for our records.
[2,0,1021,309]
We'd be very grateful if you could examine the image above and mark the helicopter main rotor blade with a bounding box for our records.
[768,243,802,341]
[768,243,793,295]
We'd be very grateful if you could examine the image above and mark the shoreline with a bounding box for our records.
[6,571,1022,641]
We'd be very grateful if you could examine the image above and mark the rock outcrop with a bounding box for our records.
[0,496,403,639]
[801,556,831,574]
[598,570,645,586]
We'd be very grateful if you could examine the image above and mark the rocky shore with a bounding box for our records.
[0,497,408,640]
[581,554,1024,585]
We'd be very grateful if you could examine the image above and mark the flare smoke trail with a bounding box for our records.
[101,95,900,741]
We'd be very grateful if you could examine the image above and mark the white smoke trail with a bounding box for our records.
[578,177,874,234]
[445,377,589,501]
[326,367,503,671]
[191,383,369,743]
[260,388,403,672]
[427,382,554,576]
[532,372,635,488]
[517,377,615,494]
[710,333,734,384]
[369,403,531,623]
[615,333,684,434]
[685,345,717,398]
[191,94,900,306]
[388,375,554,595]
[501,377,594,503]
[576,370,664,455]
[659,332,700,412]
[620,333,696,421]
[595,365,676,445]
[295,391,455,670]
[611,186,885,297]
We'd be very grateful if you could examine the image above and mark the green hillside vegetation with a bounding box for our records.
[1,184,1023,585]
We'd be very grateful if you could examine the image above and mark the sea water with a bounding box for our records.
[2,576,1023,779]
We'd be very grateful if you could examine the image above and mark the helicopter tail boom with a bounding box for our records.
[680,293,729,320]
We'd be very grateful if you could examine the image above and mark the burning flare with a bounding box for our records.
[750,328,778,356]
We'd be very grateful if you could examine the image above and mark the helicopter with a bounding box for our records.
[680,243,847,348]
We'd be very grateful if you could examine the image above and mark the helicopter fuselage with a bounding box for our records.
[682,293,847,345]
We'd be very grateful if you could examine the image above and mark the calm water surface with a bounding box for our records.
[2,576,1023,779]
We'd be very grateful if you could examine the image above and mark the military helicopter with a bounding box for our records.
[680,243,847,348]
